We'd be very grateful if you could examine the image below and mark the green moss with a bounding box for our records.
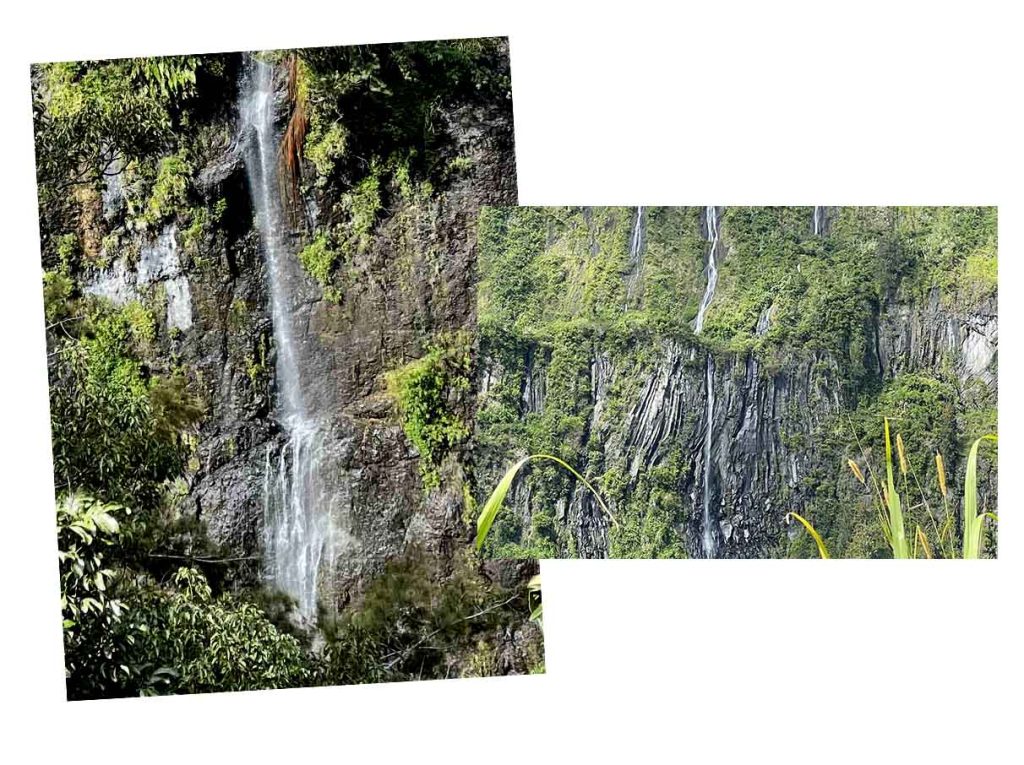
[228,297,248,330]
[386,332,473,489]
[298,233,340,292]
[55,233,79,268]
[245,335,268,388]
[181,200,222,257]
[445,155,474,176]
[121,300,157,346]
[305,120,348,181]
[346,169,382,244]
[961,251,997,302]
[142,150,192,227]
[42,270,74,325]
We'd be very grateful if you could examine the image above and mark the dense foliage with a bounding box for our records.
[386,332,473,488]
[285,39,512,299]
[318,550,538,683]
[48,298,202,509]
[476,206,997,558]
[37,42,537,699]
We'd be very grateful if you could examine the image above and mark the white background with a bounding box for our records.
[0,1,1018,761]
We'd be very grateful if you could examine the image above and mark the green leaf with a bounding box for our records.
[476,453,615,551]
[963,434,997,559]
[786,512,830,559]
[884,419,909,558]
[92,511,119,535]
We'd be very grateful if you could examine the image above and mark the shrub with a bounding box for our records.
[49,301,202,510]
[386,332,473,488]
[298,233,340,289]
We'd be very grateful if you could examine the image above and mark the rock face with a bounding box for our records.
[476,206,998,559]
[83,49,519,606]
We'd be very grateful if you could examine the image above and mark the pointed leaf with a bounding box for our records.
[786,512,830,559]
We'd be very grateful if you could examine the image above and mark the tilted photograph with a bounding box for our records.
[33,40,543,700]
[474,206,997,559]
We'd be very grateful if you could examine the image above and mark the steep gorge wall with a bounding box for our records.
[476,206,997,559]
[38,45,524,610]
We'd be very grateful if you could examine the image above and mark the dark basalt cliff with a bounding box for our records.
[174,76,518,603]
[36,43,541,684]
[476,206,997,559]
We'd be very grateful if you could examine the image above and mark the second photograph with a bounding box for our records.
[473,206,998,560]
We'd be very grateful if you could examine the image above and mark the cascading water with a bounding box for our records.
[694,206,720,335]
[694,206,720,558]
[813,205,825,236]
[624,206,645,306]
[240,56,331,620]
[630,206,645,257]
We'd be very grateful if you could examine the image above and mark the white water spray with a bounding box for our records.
[694,206,720,558]
[813,205,825,236]
[624,206,645,307]
[241,57,330,619]
[630,206,644,258]
[694,206,720,335]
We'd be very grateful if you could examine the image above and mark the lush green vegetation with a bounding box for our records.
[32,54,235,269]
[279,40,512,299]
[48,295,202,510]
[791,424,998,560]
[37,43,537,699]
[476,207,998,559]
[61,486,533,696]
[317,549,540,683]
[386,332,473,488]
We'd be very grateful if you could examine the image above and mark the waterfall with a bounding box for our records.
[700,356,716,557]
[624,206,645,306]
[694,206,720,334]
[630,206,645,258]
[240,56,330,620]
[813,205,825,236]
[695,206,720,558]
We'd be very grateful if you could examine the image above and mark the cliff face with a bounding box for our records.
[476,207,997,559]
[179,74,518,606]
[38,43,534,632]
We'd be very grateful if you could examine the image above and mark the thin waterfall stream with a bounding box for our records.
[624,206,645,307]
[240,57,331,620]
[694,206,720,558]
[813,205,825,236]
[630,206,645,257]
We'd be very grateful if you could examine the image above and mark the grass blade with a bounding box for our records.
[475,454,616,552]
[963,434,997,559]
[786,512,830,559]
[884,419,909,558]
[475,455,531,551]
[915,525,933,559]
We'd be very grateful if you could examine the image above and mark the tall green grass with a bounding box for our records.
[793,422,997,559]
[474,453,616,552]
[962,434,999,559]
